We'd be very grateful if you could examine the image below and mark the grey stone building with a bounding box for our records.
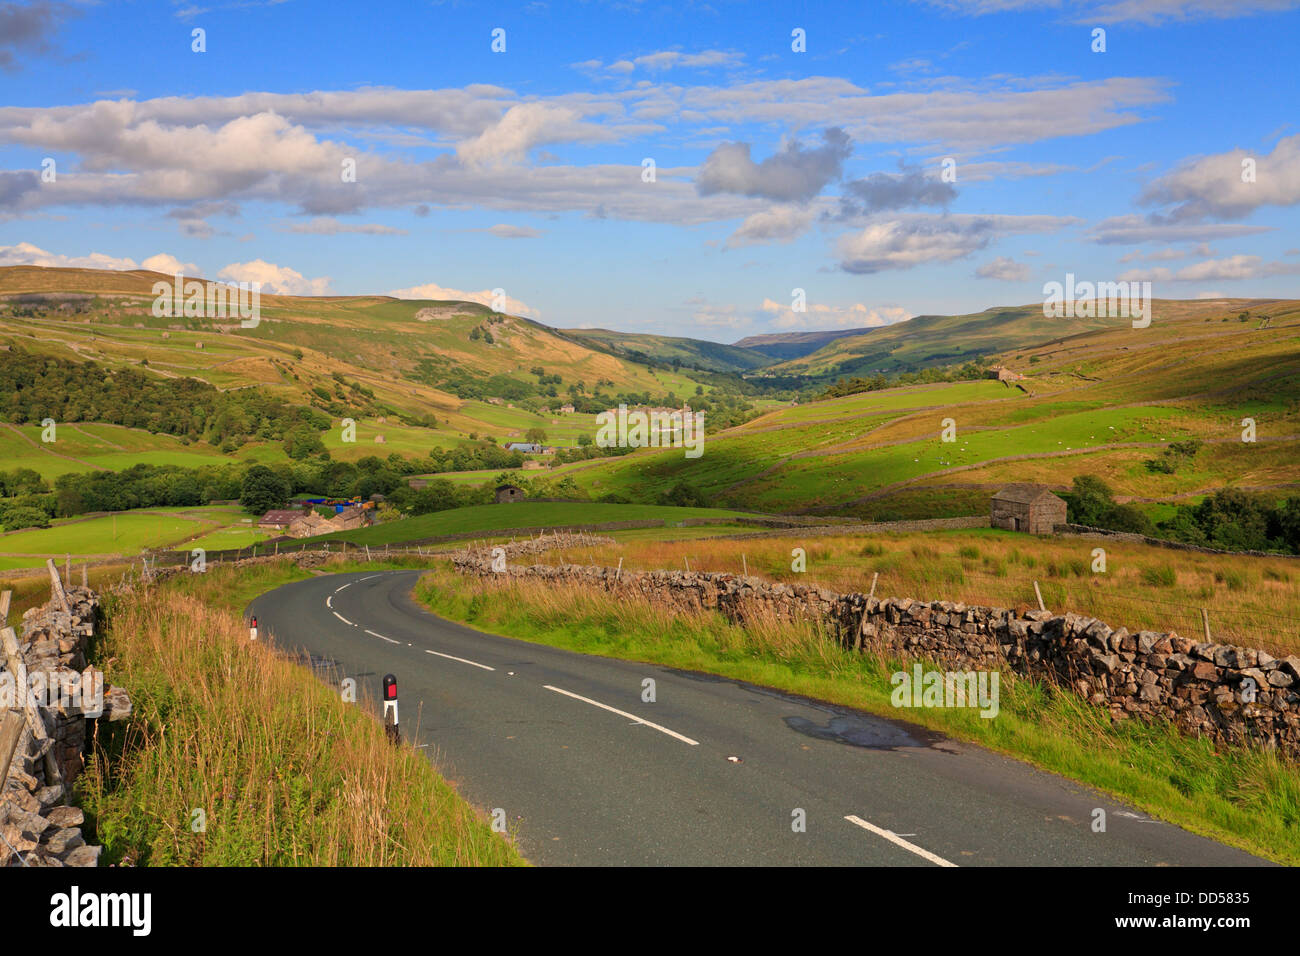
[990,484,1067,534]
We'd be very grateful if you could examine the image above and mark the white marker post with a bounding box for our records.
[382,674,400,744]
[249,615,258,641]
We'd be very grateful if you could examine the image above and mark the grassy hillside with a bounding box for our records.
[318,501,761,545]
[0,265,714,458]
[760,298,1275,379]
[732,327,879,361]
[513,299,1300,519]
[559,328,771,373]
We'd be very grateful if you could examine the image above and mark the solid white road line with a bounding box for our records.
[543,685,699,746]
[844,815,957,867]
[335,582,351,592]
[332,611,355,626]
[365,629,401,645]
[425,648,494,671]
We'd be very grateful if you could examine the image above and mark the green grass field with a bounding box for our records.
[0,505,262,567]
[317,501,764,545]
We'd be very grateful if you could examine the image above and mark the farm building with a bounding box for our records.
[987,365,1025,382]
[258,509,304,531]
[504,442,543,453]
[990,485,1067,535]
[494,484,526,504]
[558,403,576,414]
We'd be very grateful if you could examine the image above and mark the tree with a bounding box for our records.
[525,427,547,444]
[1,506,50,531]
[239,465,291,515]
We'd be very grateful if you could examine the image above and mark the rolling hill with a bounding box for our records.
[502,298,1300,520]
[758,299,1280,380]
[0,265,722,476]
[559,327,772,373]
[731,327,880,361]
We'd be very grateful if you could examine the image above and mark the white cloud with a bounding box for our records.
[760,298,911,330]
[281,217,407,235]
[725,205,815,247]
[836,214,1075,273]
[484,224,542,238]
[455,102,613,166]
[1139,133,1300,222]
[915,0,1300,23]
[975,256,1031,280]
[1089,215,1272,244]
[387,281,539,318]
[218,259,332,295]
[141,252,199,275]
[0,241,137,270]
[1121,255,1300,282]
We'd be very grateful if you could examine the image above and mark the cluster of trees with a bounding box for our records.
[0,349,339,452]
[1064,475,1300,554]
[1062,476,1155,534]
[1159,489,1300,553]
[819,360,990,400]
[1144,439,1202,474]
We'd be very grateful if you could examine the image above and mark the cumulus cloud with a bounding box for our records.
[218,259,332,295]
[0,0,71,72]
[0,241,137,270]
[456,102,614,166]
[760,298,911,330]
[141,252,199,275]
[697,128,853,203]
[833,164,957,219]
[1120,255,1300,282]
[725,205,815,248]
[387,281,539,318]
[1138,133,1300,222]
[975,256,1031,280]
[836,214,1074,273]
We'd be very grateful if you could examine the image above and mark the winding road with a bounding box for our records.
[248,569,1270,867]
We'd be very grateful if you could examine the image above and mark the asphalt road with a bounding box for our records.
[247,569,1271,867]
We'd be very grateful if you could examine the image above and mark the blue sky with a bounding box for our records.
[2,0,1298,340]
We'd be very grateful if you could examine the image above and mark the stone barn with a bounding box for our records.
[990,485,1067,534]
[494,484,526,504]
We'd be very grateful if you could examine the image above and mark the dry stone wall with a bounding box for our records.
[1,572,131,867]
[454,547,1300,759]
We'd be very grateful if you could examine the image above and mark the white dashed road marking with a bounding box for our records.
[365,629,401,645]
[332,611,355,626]
[844,815,957,867]
[543,685,699,746]
[424,648,494,671]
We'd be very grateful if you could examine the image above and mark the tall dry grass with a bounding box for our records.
[79,577,523,866]
[418,566,1300,865]
[525,531,1300,656]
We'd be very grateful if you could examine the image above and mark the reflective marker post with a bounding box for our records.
[383,674,400,744]
[250,615,258,641]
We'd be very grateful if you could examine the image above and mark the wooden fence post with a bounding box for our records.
[0,590,9,628]
[1033,580,1046,612]
[46,558,71,615]
[1201,607,1212,642]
